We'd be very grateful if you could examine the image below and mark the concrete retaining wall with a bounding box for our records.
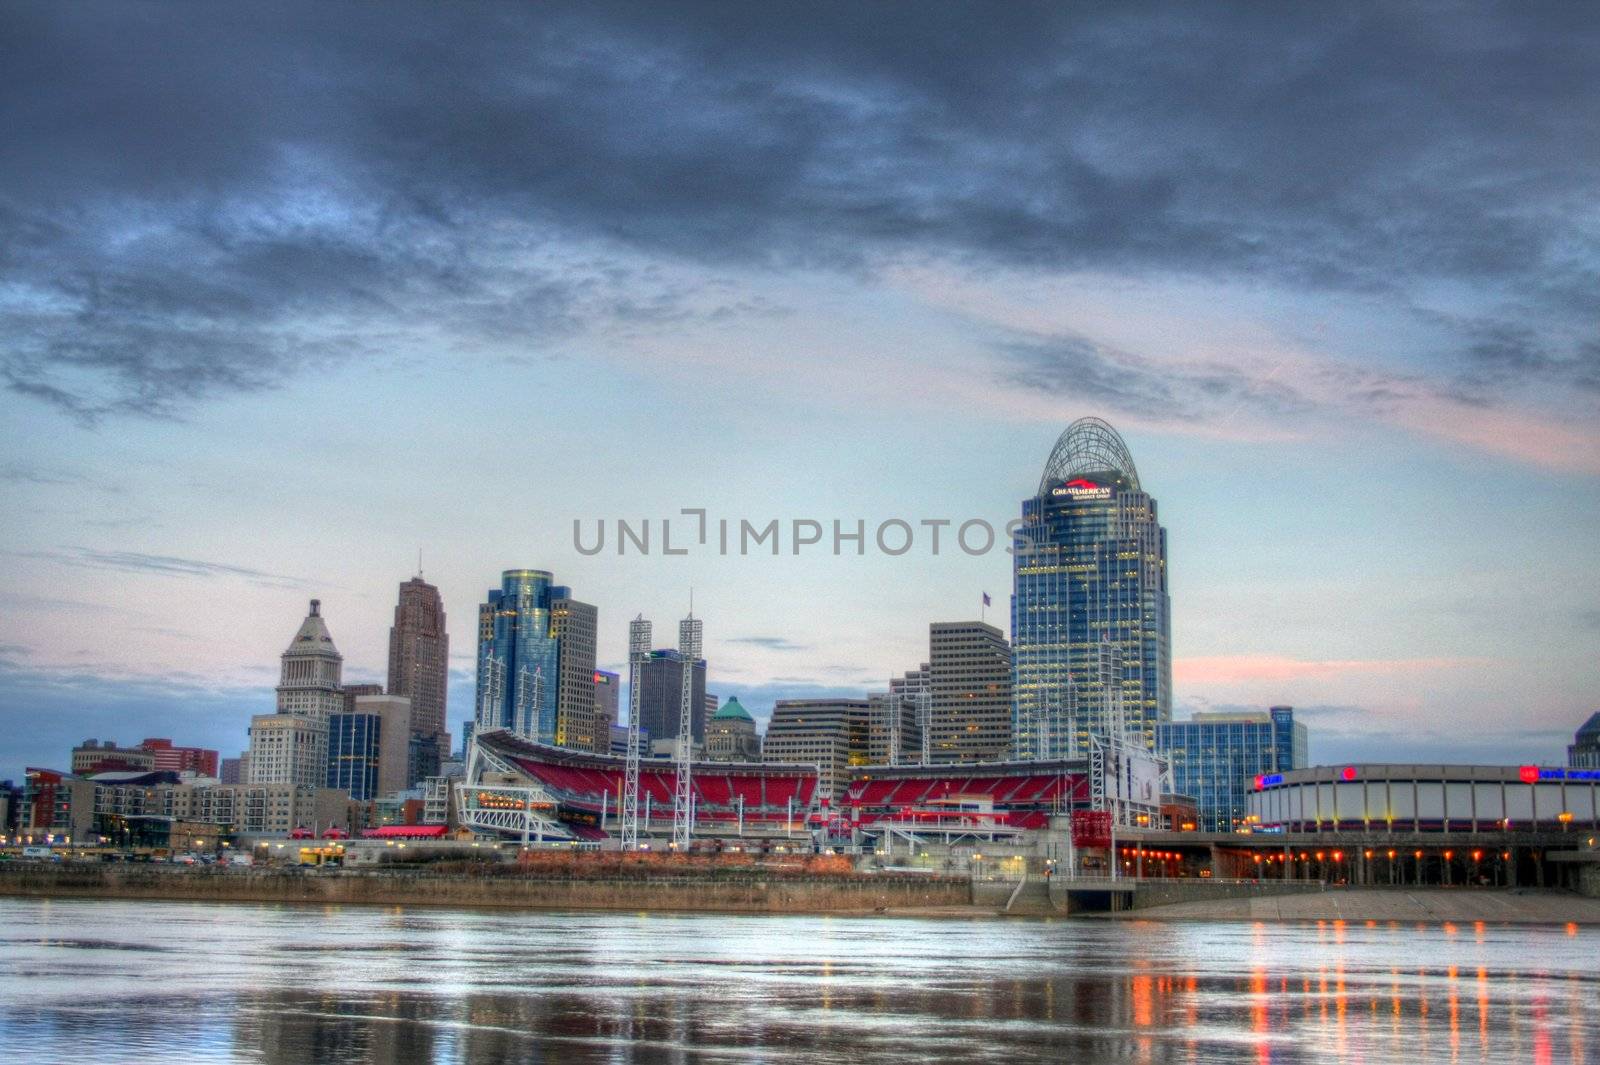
[0,863,971,914]
[1126,879,1325,910]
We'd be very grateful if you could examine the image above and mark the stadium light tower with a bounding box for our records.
[621,616,651,850]
[672,610,702,850]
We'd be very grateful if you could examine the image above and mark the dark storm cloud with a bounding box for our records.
[1000,334,1310,421]
[2,3,1597,416]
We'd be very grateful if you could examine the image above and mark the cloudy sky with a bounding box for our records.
[3,3,1597,781]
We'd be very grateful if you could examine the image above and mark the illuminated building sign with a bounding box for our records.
[1254,773,1284,789]
[1340,766,1357,782]
[1534,767,1600,782]
[1519,765,1540,785]
[1050,477,1112,500]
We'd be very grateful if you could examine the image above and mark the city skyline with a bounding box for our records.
[3,5,1598,781]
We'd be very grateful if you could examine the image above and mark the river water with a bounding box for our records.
[0,897,1593,1063]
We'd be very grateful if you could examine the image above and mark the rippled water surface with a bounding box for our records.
[1,897,1595,1063]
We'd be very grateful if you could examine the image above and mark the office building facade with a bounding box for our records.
[550,595,600,751]
[1012,417,1171,758]
[762,699,872,801]
[387,575,451,752]
[327,694,413,801]
[637,649,708,747]
[1157,706,1308,832]
[928,621,1013,763]
[139,738,221,778]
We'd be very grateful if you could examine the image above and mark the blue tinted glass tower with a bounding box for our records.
[1012,418,1170,758]
[1156,706,1308,831]
[475,569,563,742]
[328,712,380,801]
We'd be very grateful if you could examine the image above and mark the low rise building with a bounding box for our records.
[139,738,221,778]
[70,740,155,775]
[1249,763,1600,833]
[21,768,356,842]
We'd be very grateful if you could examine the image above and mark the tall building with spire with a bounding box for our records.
[387,574,450,755]
[248,599,345,786]
[1011,417,1170,759]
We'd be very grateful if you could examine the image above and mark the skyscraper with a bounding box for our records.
[387,576,450,752]
[248,600,344,786]
[474,570,598,752]
[927,621,1012,763]
[1011,417,1171,759]
[550,595,600,751]
[636,650,707,748]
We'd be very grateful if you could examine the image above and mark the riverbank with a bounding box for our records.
[1108,887,1600,924]
[0,861,974,915]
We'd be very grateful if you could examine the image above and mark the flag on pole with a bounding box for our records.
[982,591,992,607]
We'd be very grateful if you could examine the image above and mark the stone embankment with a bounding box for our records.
[0,862,972,914]
[1112,887,1600,924]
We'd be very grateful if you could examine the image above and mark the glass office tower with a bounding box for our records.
[1011,417,1170,758]
[327,712,380,801]
[1157,706,1308,831]
[474,570,563,742]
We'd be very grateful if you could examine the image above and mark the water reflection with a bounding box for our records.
[0,898,1594,1063]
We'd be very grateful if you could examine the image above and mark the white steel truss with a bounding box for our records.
[621,616,651,850]
[456,738,570,843]
[672,613,702,850]
[513,663,545,740]
[476,654,505,732]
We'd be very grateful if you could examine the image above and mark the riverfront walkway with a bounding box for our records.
[1113,888,1600,924]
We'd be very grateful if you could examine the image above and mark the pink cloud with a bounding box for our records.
[1174,654,1490,685]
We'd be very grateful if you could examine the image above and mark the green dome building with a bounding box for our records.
[706,696,761,762]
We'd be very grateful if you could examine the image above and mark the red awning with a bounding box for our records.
[361,824,448,839]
